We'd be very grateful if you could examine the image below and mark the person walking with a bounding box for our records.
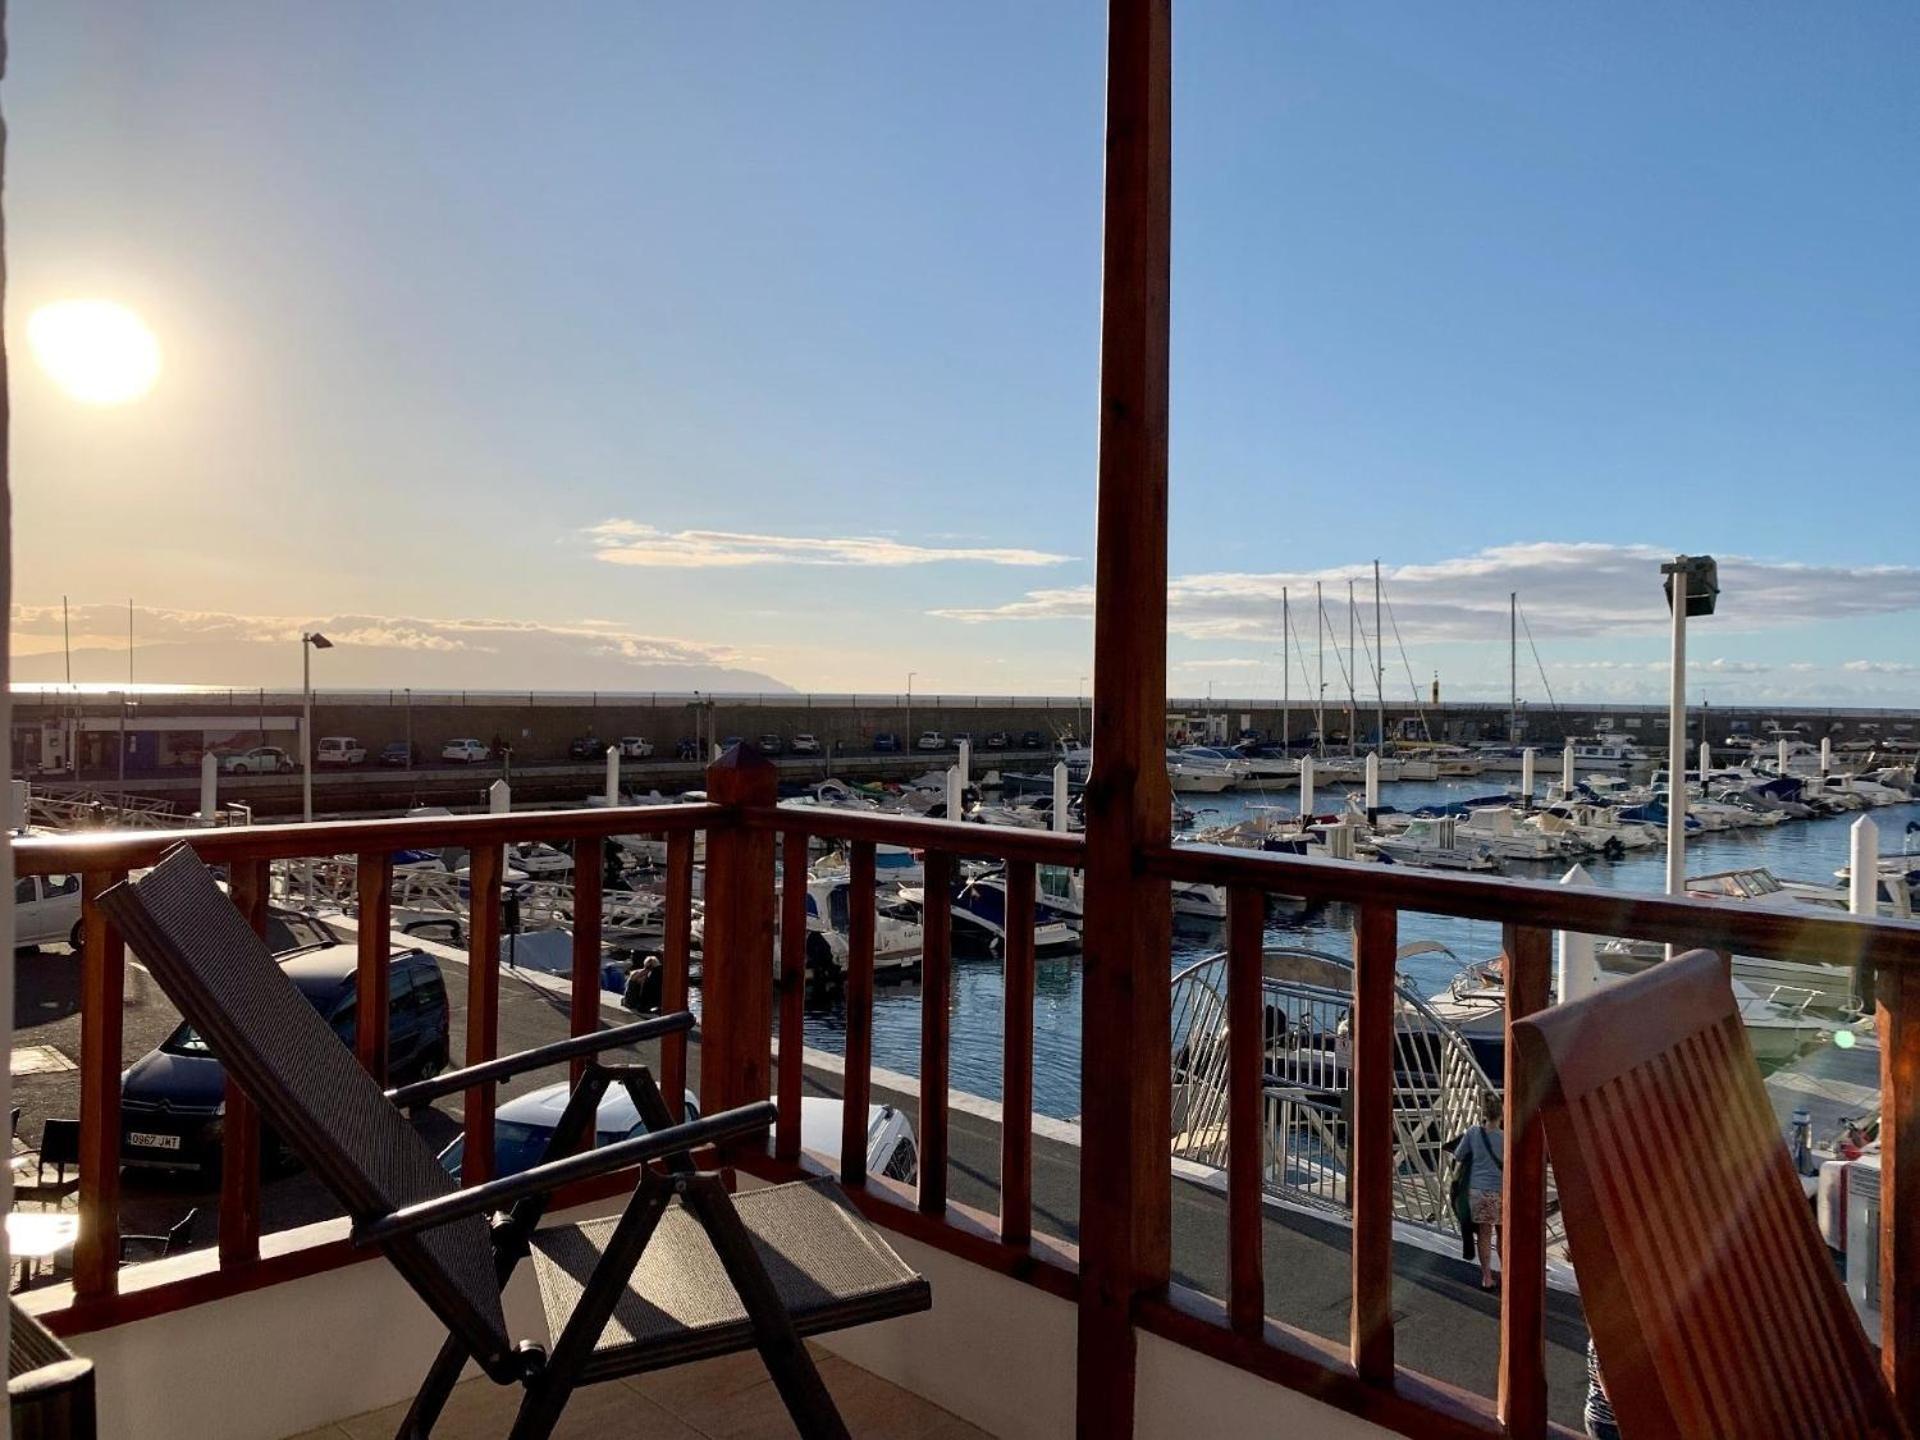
[1453,1091,1505,1290]
[1583,1335,1619,1439]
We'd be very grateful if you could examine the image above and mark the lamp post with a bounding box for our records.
[1661,557,1719,949]
[301,632,334,906]
[906,672,916,749]
[1078,675,1089,744]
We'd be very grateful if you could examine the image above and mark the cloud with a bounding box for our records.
[932,542,1920,644]
[585,520,1072,570]
[1843,660,1919,675]
[9,604,790,692]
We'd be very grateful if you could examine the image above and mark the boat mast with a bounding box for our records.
[1374,559,1385,751]
[1315,580,1326,755]
[1347,577,1357,758]
[1281,587,1289,755]
[1509,590,1518,742]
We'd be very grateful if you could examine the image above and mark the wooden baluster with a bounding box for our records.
[74,870,127,1298]
[218,860,270,1269]
[918,850,954,1216]
[569,836,604,1092]
[661,831,694,1124]
[1000,861,1036,1247]
[776,830,809,1161]
[841,841,876,1188]
[1226,883,1266,1336]
[1499,923,1551,1438]
[462,843,504,1186]
[1350,900,1398,1380]
[699,750,777,1122]
[355,852,393,1085]
[1878,958,1920,1422]
[1077,0,1174,1430]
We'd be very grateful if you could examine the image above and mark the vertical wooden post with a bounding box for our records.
[1000,861,1036,1248]
[355,852,393,1085]
[1077,1,1174,1430]
[75,870,127,1298]
[1878,961,1920,1420]
[1499,923,1551,1439]
[1226,884,1266,1337]
[661,830,695,1122]
[699,748,778,1121]
[841,842,877,1188]
[220,860,270,1268]
[1350,901,1398,1381]
[462,843,503,1186]
[776,829,809,1161]
[918,850,954,1216]
[568,836,604,1090]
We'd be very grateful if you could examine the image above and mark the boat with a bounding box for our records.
[1166,751,1237,793]
[1370,815,1500,872]
[1456,805,1569,861]
[900,870,1079,954]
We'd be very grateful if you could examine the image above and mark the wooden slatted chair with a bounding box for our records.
[99,845,930,1440]
[1513,948,1908,1439]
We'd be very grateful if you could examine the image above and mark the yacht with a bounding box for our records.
[1166,750,1238,793]
[1370,815,1500,872]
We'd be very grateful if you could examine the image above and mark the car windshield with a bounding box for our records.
[471,1121,632,1179]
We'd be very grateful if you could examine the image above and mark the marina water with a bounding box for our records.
[794,778,1920,1120]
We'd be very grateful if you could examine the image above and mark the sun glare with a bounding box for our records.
[28,298,162,406]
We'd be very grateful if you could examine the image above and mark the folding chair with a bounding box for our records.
[14,1120,82,1211]
[1513,948,1908,1439]
[101,845,930,1440]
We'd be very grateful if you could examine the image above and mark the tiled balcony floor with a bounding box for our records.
[287,1346,991,1440]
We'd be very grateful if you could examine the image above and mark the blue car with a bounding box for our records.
[120,933,450,1172]
[873,732,901,753]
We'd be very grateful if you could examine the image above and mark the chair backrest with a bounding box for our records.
[1513,949,1907,1439]
[164,1208,199,1257]
[99,846,511,1372]
[39,1118,81,1171]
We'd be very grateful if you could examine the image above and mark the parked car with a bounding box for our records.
[915,731,947,751]
[1020,730,1045,749]
[872,732,901,753]
[441,738,489,765]
[790,733,822,755]
[438,1086,914,1185]
[757,733,785,755]
[378,740,413,767]
[222,746,296,775]
[120,941,450,1172]
[617,736,654,759]
[567,736,604,761]
[315,736,367,767]
[14,872,83,952]
[984,732,1011,750]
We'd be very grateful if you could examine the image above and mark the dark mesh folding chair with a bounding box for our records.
[101,846,930,1440]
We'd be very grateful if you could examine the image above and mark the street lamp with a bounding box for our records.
[1078,675,1089,743]
[906,672,916,749]
[1660,556,1719,920]
[301,632,334,827]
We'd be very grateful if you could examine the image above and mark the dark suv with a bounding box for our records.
[120,942,450,1172]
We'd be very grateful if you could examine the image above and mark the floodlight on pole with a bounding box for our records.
[302,632,334,902]
[1660,557,1718,954]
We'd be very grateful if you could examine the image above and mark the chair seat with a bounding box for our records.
[528,1178,930,1382]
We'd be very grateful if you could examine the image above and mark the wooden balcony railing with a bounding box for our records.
[14,753,1920,1440]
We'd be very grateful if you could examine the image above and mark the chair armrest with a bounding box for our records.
[350,1101,775,1247]
[384,1012,693,1109]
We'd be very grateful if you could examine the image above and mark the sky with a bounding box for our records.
[6,3,1918,704]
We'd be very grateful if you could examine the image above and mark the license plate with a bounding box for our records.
[128,1131,181,1151]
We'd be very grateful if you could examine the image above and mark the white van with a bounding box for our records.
[316,736,367,767]
[15,873,84,951]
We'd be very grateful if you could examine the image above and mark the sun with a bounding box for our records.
[27,298,162,406]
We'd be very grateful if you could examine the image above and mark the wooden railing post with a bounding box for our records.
[568,836,603,1091]
[918,850,954,1216]
[462,843,504,1186]
[1000,860,1036,1248]
[74,870,127,1298]
[355,852,393,1085]
[841,842,877,1188]
[775,830,809,1161]
[1350,900,1398,1381]
[1078,0,1174,1430]
[1878,959,1920,1421]
[1499,924,1551,1439]
[662,831,695,1123]
[1226,884,1266,1337]
[700,746,778,1121]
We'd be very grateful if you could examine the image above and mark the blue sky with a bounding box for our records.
[7,4,1918,701]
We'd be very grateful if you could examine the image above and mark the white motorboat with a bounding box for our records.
[1369,815,1500,872]
[1456,806,1569,861]
[1167,752,1238,793]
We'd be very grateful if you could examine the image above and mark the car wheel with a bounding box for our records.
[69,919,85,952]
